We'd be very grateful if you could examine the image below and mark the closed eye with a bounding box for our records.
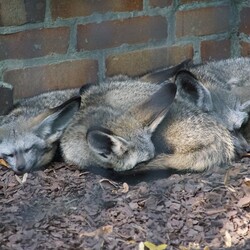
[24,148,31,153]
[3,153,14,158]
[99,153,108,159]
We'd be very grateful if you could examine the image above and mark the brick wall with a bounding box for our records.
[0,0,249,100]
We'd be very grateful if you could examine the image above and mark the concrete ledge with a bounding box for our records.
[0,82,13,115]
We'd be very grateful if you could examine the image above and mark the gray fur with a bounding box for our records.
[189,58,250,131]
[0,89,78,126]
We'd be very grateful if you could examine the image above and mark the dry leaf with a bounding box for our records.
[224,230,232,247]
[237,196,250,208]
[99,179,119,189]
[0,158,9,168]
[144,241,167,250]
[80,225,113,238]
[121,182,129,193]
[243,177,250,187]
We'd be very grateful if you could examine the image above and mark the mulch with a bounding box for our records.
[0,159,250,250]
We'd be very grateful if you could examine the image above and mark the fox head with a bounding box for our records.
[0,96,81,174]
[174,70,250,155]
[174,70,249,131]
[85,83,177,171]
[141,65,249,131]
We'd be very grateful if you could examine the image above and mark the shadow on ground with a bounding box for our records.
[0,159,250,249]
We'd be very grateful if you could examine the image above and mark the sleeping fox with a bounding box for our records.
[1,58,249,174]
[0,89,81,174]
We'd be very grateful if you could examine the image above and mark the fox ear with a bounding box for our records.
[79,83,95,95]
[33,96,81,142]
[175,70,213,112]
[133,83,177,133]
[140,59,192,84]
[87,128,129,158]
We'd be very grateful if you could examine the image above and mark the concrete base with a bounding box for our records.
[0,82,13,115]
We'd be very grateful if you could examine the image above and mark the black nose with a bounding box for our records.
[17,165,26,172]
[246,145,250,153]
[16,152,26,173]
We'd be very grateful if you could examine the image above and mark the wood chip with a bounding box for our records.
[14,173,29,184]
[223,169,230,185]
[241,153,250,158]
[138,242,145,250]
[15,175,23,184]
[224,230,232,247]
[205,208,226,215]
[237,196,250,208]
[121,182,129,193]
[22,173,28,183]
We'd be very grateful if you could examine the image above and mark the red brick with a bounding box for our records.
[240,7,250,35]
[201,39,231,62]
[106,45,194,77]
[180,0,210,3]
[0,0,46,26]
[51,0,143,20]
[24,0,46,24]
[0,82,13,115]
[0,27,70,60]
[77,16,167,51]
[176,6,230,37]
[3,60,98,99]
[0,0,26,26]
[149,0,173,8]
[240,41,250,57]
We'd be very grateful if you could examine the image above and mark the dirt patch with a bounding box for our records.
[0,160,250,250]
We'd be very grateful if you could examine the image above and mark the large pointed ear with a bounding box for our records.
[79,83,95,95]
[140,59,192,84]
[175,70,213,112]
[86,127,129,158]
[133,83,177,133]
[32,96,81,142]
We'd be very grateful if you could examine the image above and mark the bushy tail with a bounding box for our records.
[131,136,235,173]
